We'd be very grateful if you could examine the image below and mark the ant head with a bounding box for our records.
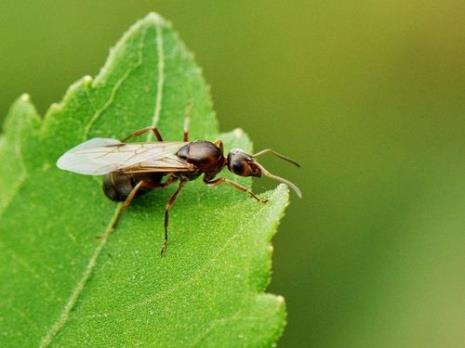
[227,149,263,177]
[226,148,302,198]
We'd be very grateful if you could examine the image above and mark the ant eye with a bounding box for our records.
[232,161,243,174]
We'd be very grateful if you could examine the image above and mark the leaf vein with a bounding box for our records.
[10,306,42,335]
[0,240,57,298]
[146,17,165,141]
[0,174,26,219]
[190,311,255,346]
[78,200,266,320]
[82,28,148,140]
[39,19,165,347]
[0,110,29,218]
[38,205,122,348]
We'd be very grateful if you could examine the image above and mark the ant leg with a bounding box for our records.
[205,178,268,204]
[183,101,192,142]
[160,174,178,188]
[161,180,187,256]
[121,126,163,143]
[182,102,192,142]
[183,117,189,142]
[109,180,145,233]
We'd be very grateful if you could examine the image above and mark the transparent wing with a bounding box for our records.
[56,138,190,175]
[122,156,194,174]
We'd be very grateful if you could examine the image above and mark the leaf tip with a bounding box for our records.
[9,93,40,122]
[232,128,245,139]
[20,93,31,102]
[144,12,165,26]
[7,93,37,115]
[43,75,93,124]
[134,12,171,33]
[275,183,291,201]
[82,75,93,86]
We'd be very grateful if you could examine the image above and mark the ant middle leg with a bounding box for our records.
[121,126,163,143]
[161,179,187,256]
[160,174,178,188]
[205,177,268,204]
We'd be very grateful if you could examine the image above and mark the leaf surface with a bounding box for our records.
[0,13,288,347]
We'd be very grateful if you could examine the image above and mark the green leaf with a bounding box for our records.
[0,13,289,347]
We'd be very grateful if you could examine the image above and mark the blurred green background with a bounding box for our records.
[1,1,465,347]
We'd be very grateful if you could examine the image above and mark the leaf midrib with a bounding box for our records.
[38,15,165,348]
[72,198,268,321]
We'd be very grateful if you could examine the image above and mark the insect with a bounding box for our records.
[56,118,301,255]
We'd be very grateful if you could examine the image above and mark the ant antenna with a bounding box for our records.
[253,149,300,167]
[257,163,303,198]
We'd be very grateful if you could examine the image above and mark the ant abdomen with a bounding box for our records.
[102,172,163,201]
[103,172,134,201]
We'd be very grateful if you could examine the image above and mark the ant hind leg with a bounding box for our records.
[161,180,187,256]
[99,180,145,240]
[183,102,192,142]
[121,126,163,143]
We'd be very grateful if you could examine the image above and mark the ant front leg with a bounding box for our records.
[121,126,163,143]
[161,179,187,256]
[205,177,268,204]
